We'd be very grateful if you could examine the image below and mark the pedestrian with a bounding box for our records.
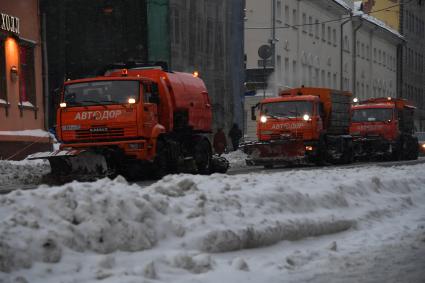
[228,123,242,151]
[213,128,227,155]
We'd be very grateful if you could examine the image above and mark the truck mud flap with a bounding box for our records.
[241,140,305,166]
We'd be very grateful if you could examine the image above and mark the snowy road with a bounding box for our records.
[1,155,425,282]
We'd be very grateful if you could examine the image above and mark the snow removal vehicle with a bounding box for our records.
[241,87,353,168]
[350,97,418,161]
[29,62,229,182]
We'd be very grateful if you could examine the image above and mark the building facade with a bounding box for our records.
[0,0,51,160]
[41,0,245,137]
[168,0,245,132]
[363,0,425,130]
[244,0,402,139]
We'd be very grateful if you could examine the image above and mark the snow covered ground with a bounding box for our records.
[0,160,425,283]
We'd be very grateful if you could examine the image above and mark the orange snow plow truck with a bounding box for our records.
[350,97,418,161]
[29,62,228,182]
[241,87,353,167]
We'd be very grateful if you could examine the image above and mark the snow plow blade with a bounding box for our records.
[28,150,109,183]
[241,140,306,166]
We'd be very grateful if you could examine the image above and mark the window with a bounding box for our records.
[327,72,331,87]
[284,57,289,85]
[292,60,297,86]
[321,70,325,86]
[361,43,364,58]
[277,1,282,20]
[284,5,289,25]
[302,13,307,33]
[315,19,319,38]
[308,16,313,35]
[327,26,331,44]
[277,55,282,80]
[373,48,376,62]
[333,73,337,88]
[322,23,326,41]
[333,29,337,46]
[0,40,6,103]
[366,45,369,60]
[383,51,386,66]
[19,44,36,105]
[292,9,297,27]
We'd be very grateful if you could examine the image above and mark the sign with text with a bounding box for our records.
[1,12,20,35]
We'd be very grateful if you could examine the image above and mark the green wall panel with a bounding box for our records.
[147,0,170,63]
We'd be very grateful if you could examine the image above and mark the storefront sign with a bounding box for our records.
[1,13,20,35]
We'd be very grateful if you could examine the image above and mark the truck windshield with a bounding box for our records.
[64,80,139,106]
[352,108,393,122]
[261,101,313,118]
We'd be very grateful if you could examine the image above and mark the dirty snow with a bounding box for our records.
[221,150,248,169]
[0,160,49,187]
[0,162,425,282]
[0,129,51,138]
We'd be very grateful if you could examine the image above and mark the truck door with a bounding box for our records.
[142,82,159,135]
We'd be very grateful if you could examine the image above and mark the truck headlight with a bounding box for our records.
[128,98,136,104]
[60,102,67,108]
[260,115,268,123]
[303,114,310,121]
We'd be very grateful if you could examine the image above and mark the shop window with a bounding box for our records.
[0,40,6,103]
[19,44,36,105]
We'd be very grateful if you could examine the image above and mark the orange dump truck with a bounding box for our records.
[241,87,353,167]
[30,62,228,182]
[350,97,418,160]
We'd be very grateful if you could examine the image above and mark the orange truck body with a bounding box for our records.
[28,63,228,181]
[350,97,418,160]
[242,87,353,166]
[57,70,212,162]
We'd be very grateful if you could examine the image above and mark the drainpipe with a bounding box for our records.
[340,15,352,91]
[41,12,50,130]
[352,18,363,97]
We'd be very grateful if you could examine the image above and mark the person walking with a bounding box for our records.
[228,123,242,151]
[213,128,227,155]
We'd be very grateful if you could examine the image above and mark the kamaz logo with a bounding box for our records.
[74,110,122,121]
[271,123,304,130]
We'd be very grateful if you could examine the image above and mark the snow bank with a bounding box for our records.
[0,164,425,282]
[0,160,49,186]
[222,150,248,169]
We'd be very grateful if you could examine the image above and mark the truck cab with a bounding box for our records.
[350,97,418,160]
[258,95,323,143]
[243,87,352,167]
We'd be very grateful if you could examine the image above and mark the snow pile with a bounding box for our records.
[0,164,425,282]
[0,160,49,186]
[222,150,248,169]
[0,129,51,138]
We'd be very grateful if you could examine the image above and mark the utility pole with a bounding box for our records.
[271,0,277,96]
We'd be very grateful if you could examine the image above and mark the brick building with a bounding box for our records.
[0,0,51,160]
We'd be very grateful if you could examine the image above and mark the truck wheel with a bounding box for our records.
[407,137,419,160]
[194,139,212,174]
[314,136,327,166]
[153,140,169,179]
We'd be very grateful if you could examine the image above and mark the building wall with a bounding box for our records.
[400,0,425,130]
[0,0,45,130]
[169,0,245,134]
[354,24,398,101]
[0,0,51,159]
[361,0,400,31]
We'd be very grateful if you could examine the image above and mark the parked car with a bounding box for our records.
[416,132,425,155]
